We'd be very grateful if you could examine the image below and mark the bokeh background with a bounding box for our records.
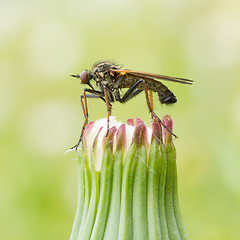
[1,0,240,239]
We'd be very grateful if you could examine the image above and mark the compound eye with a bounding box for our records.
[80,71,88,84]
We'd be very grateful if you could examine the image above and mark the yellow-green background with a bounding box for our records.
[1,0,240,239]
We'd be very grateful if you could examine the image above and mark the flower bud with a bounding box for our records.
[70,116,188,240]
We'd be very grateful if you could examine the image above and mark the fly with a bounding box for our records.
[71,60,193,149]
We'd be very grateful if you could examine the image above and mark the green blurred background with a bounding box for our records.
[1,0,240,239]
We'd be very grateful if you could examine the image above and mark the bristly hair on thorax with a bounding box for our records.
[92,60,123,73]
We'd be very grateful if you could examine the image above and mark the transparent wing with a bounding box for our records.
[109,69,193,85]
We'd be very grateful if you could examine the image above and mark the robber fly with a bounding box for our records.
[71,60,193,149]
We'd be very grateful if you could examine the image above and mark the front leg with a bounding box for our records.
[117,80,144,103]
[71,89,105,150]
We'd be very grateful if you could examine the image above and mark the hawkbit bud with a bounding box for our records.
[70,116,188,240]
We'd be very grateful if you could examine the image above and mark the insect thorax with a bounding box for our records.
[92,61,120,73]
[94,74,117,90]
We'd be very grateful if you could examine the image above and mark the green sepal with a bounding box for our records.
[147,138,162,240]
[78,147,99,240]
[70,151,85,240]
[91,144,113,239]
[164,143,181,240]
[76,149,92,240]
[171,145,188,240]
[118,143,137,240]
[158,143,169,240]
[104,148,123,240]
[133,142,148,240]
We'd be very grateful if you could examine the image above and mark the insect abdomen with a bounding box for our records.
[158,92,177,104]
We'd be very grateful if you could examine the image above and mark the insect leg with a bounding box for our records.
[80,89,106,102]
[70,89,105,150]
[118,79,144,103]
[70,92,89,150]
[150,91,153,109]
[117,79,176,137]
[79,90,105,147]
[103,87,112,136]
[143,82,177,138]
[80,89,105,130]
